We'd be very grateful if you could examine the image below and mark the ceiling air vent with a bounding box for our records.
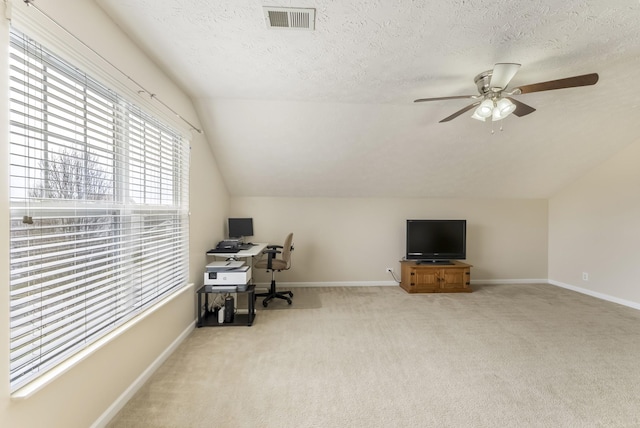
[263,7,316,30]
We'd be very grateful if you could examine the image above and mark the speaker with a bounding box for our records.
[224,296,235,323]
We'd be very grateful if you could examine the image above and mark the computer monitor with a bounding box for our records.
[228,218,253,239]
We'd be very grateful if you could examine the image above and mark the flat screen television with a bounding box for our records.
[228,218,253,239]
[406,219,466,264]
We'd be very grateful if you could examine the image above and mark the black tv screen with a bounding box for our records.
[228,218,253,238]
[406,219,466,263]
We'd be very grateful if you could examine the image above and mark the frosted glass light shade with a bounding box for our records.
[475,99,494,118]
[471,110,486,121]
[496,98,516,118]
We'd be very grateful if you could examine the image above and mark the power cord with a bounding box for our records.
[388,270,401,283]
[208,293,226,311]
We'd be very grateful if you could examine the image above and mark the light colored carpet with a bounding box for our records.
[107,284,640,427]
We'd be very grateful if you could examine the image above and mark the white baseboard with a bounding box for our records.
[471,279,548,285]
[254,281,399,288]
[255,279,548,288]
[91,321,195,428]
[548,280,640,311]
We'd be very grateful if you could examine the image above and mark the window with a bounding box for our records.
[8,28,190,391]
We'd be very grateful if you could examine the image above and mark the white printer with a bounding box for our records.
[204,261,251,287]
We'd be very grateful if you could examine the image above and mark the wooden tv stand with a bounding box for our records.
[400,260,472,293]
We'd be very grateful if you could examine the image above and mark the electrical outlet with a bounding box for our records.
[386,267,393,273]
[582,272,589,281]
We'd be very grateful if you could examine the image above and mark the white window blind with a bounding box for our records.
[8,28,190,391]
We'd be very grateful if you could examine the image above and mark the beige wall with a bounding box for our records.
[549,139,640,306]
[231,197,549,284]
[0,2,228,427]
[189,136,230,281]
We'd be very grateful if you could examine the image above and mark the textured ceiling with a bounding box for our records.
[96,0,640,198]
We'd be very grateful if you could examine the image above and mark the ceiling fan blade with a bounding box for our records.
[490,63,521,90]
[514,73,599,94]
[439,102,481,123]
[414,95,476,103]
[506,97,536,117]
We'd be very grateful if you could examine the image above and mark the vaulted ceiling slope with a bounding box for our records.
[96,0,640,198]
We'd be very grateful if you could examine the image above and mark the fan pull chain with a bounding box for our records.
[489,120,505,135]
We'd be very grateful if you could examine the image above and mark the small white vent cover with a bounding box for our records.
[263,7,316,30]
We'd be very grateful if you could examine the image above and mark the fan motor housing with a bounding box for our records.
[474,70,494,95]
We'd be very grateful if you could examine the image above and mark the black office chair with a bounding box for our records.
[254,233,294,307]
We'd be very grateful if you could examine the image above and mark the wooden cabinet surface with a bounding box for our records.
[400,260,472,293]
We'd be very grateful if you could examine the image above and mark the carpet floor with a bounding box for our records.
[107,284,640,427]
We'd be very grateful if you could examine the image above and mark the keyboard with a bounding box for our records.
[207,248,239,254]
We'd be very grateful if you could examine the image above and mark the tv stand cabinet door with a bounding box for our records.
[440,267,471,292]
[400,263,440,293]
[413,267,441,292]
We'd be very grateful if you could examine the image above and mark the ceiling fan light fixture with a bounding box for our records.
[496,98,516,117]
[471,110,486,121]
[492,107,506,121]
[475,99,494,118]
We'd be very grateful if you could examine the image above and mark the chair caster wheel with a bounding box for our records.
[263,301,268,307]
[287,299,292,305]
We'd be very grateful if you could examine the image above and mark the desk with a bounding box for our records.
[206,243,267,285]
[206,242,267,259]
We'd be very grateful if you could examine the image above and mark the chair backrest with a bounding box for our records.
[281,233,294,269]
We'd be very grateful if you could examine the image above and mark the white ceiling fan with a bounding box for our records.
[414,63,599,122]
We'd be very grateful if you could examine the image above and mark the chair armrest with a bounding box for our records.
[262,248,282,255]
[261,248,282,270]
